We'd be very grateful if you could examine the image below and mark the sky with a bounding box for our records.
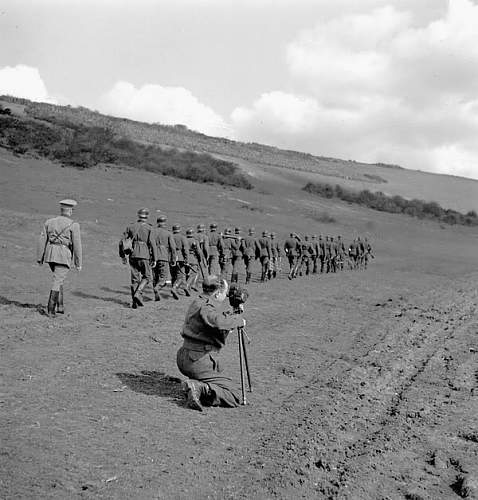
[1,0,478,180]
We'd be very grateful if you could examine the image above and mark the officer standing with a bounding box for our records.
[177,275,245,411]
[37,199,82,317]
[171,224,190,299]
[336,235,346,271]
[241,228,260,284]
[207,223,223,276]
[230,227,243,284]
[151,215,176,301]
[119,208,158,308]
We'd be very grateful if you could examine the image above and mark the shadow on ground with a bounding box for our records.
[0,295,44,310]
[116,370,184,406]
[72,290,130,307]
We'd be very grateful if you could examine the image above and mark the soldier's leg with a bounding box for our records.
[47,263,68,317]
[177,347,240,408]
[134,260,151,306]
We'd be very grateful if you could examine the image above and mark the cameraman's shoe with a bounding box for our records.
[182,379,205,411]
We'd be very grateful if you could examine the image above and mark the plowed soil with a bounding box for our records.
[1,149,477,499]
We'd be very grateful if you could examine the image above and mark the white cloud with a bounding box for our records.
[99,81,232,138]
[232,0,478,179]
[0,65,56,103]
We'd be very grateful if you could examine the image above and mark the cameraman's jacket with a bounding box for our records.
[120,221,157,261]
[181,295,243,350]
[173,233,189,264]
[37,215,82,268]
[152,227,176,263]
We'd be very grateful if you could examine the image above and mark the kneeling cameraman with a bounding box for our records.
[177,275,245,411]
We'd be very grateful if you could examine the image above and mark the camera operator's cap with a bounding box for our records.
[186,227,194,236]
[172,223,181,232]
[137,207,149,219]
[60,199,77,208]
[157,214,167,223]
[202,274,222,293]
[209,222,217,229]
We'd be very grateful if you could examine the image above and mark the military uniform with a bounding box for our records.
[119,208,158,308]
[318,236,326,273]
[364,238,373,268]
[325,237,332,273]
[208,224,223,276]
[311,235,319,273]
[151,216,176,301]
[284,233,300,279]
[299,236,314,276]
[230,228,243,283]
[348,239,358,269]
[37,199,82,317]
[241,229,260,284]
[177,278,244,410]
[269,233,282,278]
[185,229,201,292]
[196,225,210,265]
[336,236,346,271]
[257,231,272,282]
[171,225,190,298]
[330,237,338,273]
[219,229,234,278]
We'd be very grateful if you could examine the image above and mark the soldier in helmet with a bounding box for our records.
[325,236,332,273]
[298,235,314,276]
[311,235,319,274]
[318,235,326,273]
[37,199,83,317]
[171,224,190,298]
[151,215,177,301]
[283,232,301,279]
[336,235,346,271]
[257,230,272,282]
[119,208,158,308]
[185,228,201,292]
[230,227,244,283]
[207,223,223,276]
[196,224,209,274]
[219,228,234,278]
[241,227,260,284]
[269,232,282,279]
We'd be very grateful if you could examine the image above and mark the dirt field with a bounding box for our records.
[1,148,477,499]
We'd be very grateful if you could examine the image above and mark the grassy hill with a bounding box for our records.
[1,95,478,212]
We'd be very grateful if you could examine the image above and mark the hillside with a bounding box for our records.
[2,95,478,212]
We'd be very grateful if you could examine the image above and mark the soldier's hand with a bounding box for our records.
[151,261,156,268]
[242,318,246,327]
[122,257,128,265]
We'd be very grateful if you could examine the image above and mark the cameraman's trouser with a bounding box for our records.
[177,345,240,408]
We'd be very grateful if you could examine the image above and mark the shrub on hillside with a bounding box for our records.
[303,181,478,227]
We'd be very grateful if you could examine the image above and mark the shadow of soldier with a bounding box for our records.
[116,370,186,408]
[0,295,44,311]
[72,290,130,307]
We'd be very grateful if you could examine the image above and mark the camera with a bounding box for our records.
[228,284,249,311]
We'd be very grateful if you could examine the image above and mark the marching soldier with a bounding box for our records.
[348,238,358,269]
[311,235,319,274]
[208,223,223,276]
[151,215,176,301]
[230,227,243,283]
[336,235,346,271]
[257,230,272,282]
[171,224,190,298]
[37,199,82,317]
[220,228,234,278]
[318,235,326,273]
[299,235,314,276]
[357,236,366,270]
[241,228,260,284]
[185,228,202,292]
[284,232,301,279]
[364,237,374,268]
[325,236,332,273]
[330,236,338,273]
[269,232,282,279]
[119,208,158,308]
[177,275,245,411]
[196,224,210,268]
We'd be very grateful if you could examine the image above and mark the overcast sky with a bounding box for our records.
[1,0,478,180]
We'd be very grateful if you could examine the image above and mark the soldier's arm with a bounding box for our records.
[71,222,82,269]
[169,235,177,263]
[148,229,159,262]
[200,302,244,332]
[37,224,48,264]
[182,237,189,262]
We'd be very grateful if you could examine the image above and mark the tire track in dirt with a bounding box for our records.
[220,277,477,499]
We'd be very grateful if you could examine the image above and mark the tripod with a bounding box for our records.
[237,323,252,405]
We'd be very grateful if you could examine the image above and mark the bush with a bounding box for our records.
[303,181,478,227]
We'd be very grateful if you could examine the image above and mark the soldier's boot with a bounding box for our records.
[133,279,148,307]
[260,271,265,282]
[56,285,65,314]
[153,286,161,302]
[245,272,251,285]
[181,379,211,412]
[171,283,180,300]
[273,269,277,278]
[46,290,59,318]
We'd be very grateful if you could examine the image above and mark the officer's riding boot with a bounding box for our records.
[57,285,65,314]
[47,290,58,318]
[134,279,148,307]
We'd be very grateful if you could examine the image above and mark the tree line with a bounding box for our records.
[303,181,478,226]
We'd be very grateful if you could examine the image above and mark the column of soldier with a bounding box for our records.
[119,208,374,309]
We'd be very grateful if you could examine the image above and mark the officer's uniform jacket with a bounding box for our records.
[241,235,260,258]
[120,220,157,261]
[284,237,300,257]
[181,295,243,350]
[208,232,223,257]
[37,215,82,268]
[257,237,271,258]
[197,233,210,261]
[152,227,176,262]
[173,233,189,263]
